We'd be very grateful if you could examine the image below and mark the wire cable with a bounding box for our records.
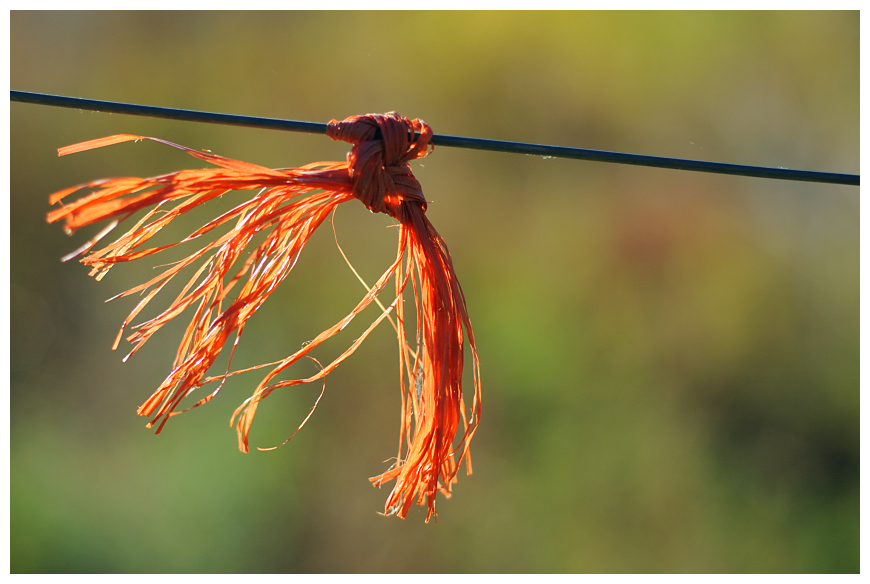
[11,90,858,187]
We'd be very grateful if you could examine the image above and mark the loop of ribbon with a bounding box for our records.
[327,112,432,218]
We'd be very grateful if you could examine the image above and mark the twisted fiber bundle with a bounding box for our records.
[47,112,481,521]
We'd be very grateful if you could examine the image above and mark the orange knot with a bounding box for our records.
[327,112,432,219]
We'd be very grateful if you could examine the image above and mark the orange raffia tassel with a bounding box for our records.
[47,113,481,521]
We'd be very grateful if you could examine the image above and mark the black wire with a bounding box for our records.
[11,90,858,187]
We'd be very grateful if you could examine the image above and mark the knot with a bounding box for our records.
[327,112,433,218]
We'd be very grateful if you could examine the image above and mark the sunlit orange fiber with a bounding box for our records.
[46,113,480,521]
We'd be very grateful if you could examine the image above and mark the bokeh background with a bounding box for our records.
[10,11,859,573]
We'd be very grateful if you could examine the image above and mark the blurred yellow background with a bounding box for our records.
[10,11,858,573]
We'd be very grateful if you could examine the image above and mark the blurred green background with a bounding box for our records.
[10,11,858,573]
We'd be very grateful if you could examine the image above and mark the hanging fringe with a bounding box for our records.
[47,112,481,521]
